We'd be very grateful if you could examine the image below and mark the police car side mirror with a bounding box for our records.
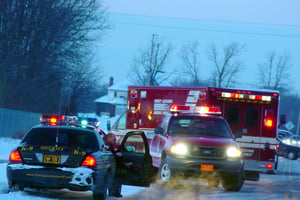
[154,127,163,135]
[234,131,243,139]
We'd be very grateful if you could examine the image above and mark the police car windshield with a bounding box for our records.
[168,116,232,138]
[22,128,99,151]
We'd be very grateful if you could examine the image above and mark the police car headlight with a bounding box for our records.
[226,146,241,158]
[170,143,188,155]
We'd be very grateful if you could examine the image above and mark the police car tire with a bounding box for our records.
[222,172,245,192]
[288,151,297,160]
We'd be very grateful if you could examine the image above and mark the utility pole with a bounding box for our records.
[148,34,157,86]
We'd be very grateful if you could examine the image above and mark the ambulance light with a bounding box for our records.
[130,89,138,98]
[266,163,273,169]
[221,92,272,102]
[265,119,273,127]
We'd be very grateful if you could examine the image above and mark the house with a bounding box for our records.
[94,78,131,117]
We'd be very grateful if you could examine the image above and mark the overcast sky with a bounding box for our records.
[95,0,300,92]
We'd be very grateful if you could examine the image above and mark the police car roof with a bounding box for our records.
[32,125,97,133]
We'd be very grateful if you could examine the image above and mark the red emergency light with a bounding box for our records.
[170,105,190,112]
[40,114,65,126]
[170,105,222,115]
[266,163,273,169]
[265,119,273,127]
[196,106,222,115]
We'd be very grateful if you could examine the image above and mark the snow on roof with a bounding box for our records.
[108,80,133,91]
[94,93,126,105]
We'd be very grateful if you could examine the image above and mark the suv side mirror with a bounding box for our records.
[234,131,243,139]
[154,127,163,135]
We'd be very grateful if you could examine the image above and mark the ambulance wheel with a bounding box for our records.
[222,172,245,192]
[288,151,297,160]
[157,158,177,187]
[208,178,219,188]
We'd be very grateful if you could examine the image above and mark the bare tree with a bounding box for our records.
[208,42,245,88]
[258,51,291,91]
[130,35,172,86]
[180,41,201,85]
[0,0,108,113]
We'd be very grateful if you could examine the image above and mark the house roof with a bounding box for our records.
[108,80,133,91]
[94,93,126,105]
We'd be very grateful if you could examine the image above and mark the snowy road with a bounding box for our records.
[1,137,300,200]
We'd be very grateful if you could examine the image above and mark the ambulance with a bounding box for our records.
[111,86,279,181]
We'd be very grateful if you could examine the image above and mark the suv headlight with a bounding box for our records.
[170,143,188,155]
[226,146,241,158]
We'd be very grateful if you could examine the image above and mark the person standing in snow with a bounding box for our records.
[104,133,132,198]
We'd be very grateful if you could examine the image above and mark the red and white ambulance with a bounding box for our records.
[111,86,279,181]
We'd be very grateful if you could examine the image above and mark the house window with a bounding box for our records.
[114,91,117,97]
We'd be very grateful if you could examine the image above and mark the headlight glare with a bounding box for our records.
[226,146,241,158]
[170,143,188,155]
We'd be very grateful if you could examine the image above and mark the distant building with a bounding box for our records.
[94,77,131,117]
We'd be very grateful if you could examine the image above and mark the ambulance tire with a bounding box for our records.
[287,151,297,160]
[222,171,245,192]
[157,158,177,188]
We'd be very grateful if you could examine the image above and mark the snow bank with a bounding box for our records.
[0,138,21,161]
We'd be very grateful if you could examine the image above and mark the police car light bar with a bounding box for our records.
[170,105,190,112]
[40,114,65,126]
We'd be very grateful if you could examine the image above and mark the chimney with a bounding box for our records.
[109,77,114,87]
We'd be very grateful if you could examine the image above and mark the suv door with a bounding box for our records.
[117,131,153,187]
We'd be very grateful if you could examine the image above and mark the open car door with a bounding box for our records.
[118,131,153,187]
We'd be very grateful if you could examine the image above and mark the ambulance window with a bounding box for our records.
[116,113,126,130]
[246,108,259,126]
[226,107,240,125]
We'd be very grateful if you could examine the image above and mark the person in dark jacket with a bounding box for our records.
[104,133,131,198]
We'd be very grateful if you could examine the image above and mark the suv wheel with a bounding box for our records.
[157,158,177,187]
[208,178,219,188]
[222,171,245,192]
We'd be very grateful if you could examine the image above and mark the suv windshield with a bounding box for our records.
[168,116,232,138]
[22,128,99,151]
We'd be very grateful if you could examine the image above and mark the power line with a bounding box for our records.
[114,21,300,39]
[110,12,300,29]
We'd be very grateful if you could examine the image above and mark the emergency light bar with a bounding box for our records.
[220,92,274,102]
[170,105,221,115]
[40,114,65,126]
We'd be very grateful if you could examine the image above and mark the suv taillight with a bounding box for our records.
[9,150,22,163]
[82,155,96,168]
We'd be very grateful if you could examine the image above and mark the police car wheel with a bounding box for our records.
[222,172,245,192]
[288,151,297,160]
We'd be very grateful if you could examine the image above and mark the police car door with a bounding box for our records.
[118,131,153,187]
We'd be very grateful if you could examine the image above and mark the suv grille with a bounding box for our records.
[189,146,225,159]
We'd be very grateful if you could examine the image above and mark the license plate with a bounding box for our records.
[43,154,61,164]
[201,164,214,172]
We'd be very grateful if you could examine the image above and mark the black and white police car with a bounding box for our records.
[7,115,153,200]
